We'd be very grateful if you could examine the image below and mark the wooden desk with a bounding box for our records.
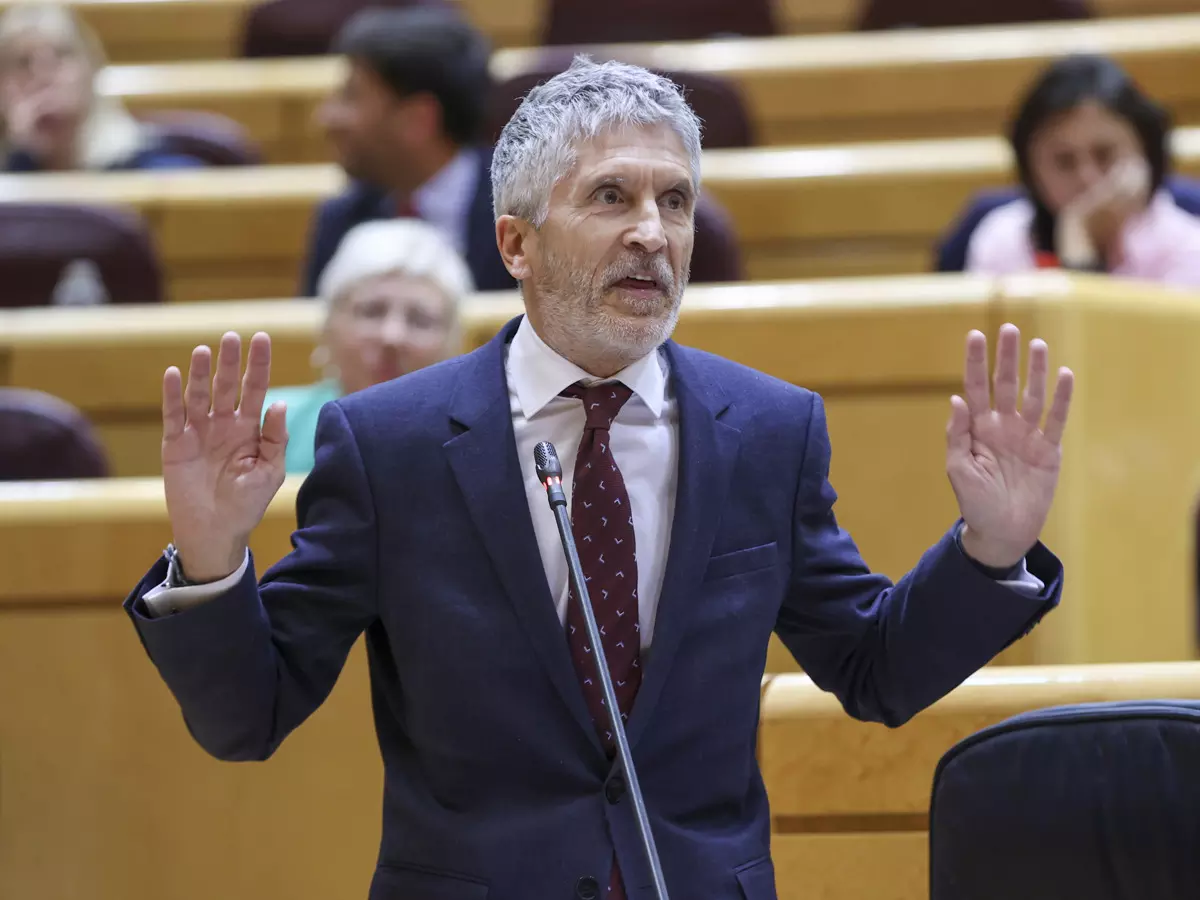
[92,16,1200,158]
[0,129,1173,299]
[6,271,1200,669]
[0,277,988,608]
[0,137,1012,300]
[0,477,386,900]
[15,0,1196,64]
[761,662,1200,900]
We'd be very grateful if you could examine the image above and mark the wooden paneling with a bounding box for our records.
[763,661,1200,899]
[14,0,1197,64]
[0,136,1008,301]
[5,272,1200,666]
[84,16,1200,159]
[14,129,1200,303]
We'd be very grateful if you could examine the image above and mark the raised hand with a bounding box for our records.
[946,324,1074,569]
[162,332,288,582]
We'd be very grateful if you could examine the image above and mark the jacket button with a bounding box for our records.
[576,875,600,899]
[605,775,626,804]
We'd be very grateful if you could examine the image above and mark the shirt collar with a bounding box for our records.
[507,316,667,420]
[412,148,479,217]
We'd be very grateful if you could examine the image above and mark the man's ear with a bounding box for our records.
[496,214,534,281]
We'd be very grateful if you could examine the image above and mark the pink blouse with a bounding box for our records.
[965,191,1200,288]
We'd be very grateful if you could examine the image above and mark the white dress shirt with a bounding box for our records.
[507,316,678,650]
[410,148,481,257]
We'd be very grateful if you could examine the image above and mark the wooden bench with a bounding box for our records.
[0,476,373,900]
[9,129,1200,300]
[0,276,984,623]
[762,662,1200,899]
[3,271,1199,667]
[0,476,769,899]
[91,16,1200,159]
[16,0,1195,63]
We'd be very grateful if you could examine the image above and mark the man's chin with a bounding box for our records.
[603,286,674,318]
[596,298,680,352]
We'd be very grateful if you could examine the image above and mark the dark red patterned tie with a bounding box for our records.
[561,381,640,900]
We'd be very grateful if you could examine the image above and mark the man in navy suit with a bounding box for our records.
[301,6,514,296]
[127,58,1074,899]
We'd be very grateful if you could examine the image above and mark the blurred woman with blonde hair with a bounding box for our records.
[0,2,203,171]
[264,218,474,474]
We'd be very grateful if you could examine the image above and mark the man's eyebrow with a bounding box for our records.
[582,172,627,190]
[667,179,696,198]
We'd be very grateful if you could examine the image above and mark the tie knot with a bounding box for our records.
[561,381,634,431]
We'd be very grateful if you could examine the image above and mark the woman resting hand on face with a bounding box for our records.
[966,54,1200,287]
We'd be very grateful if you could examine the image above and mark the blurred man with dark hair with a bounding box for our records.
[302,6,514,295]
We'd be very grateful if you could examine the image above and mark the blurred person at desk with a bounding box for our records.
[265,218,472,474]
[0,3,204,172]
[303,5,515,296]
[947,55,1200,286]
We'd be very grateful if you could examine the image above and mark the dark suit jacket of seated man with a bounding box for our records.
[126,58,1071,900]
[300,145,516,296]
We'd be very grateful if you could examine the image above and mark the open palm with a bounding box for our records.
[162,332,288,582]
[946,325,1074,569]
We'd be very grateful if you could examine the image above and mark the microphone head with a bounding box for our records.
[533,441,562,483]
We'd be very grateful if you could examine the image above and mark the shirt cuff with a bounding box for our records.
[142,550,250,618]
[954,522,1045,595]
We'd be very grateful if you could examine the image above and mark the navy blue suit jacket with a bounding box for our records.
[935,177,1200,272]
[300,148,515,296]
[125,316,1063,900]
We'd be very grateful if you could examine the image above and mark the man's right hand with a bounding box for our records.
[162,332,288,583]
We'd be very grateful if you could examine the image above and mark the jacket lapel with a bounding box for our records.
[442,317,600,747]
[626,342,742,749]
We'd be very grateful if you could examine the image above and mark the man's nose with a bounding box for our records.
[625,200,667,255]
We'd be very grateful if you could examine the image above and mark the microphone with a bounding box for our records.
[533,441,670,900]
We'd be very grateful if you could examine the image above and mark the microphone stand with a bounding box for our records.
[534,441,670,900]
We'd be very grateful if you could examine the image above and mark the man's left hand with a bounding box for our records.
[947,324,1075,570]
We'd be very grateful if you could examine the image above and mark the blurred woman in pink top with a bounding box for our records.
[967,54,1200,287]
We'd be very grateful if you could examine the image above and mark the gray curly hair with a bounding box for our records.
[490,55,703,227]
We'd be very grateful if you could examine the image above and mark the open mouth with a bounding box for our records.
[613,274,663,292]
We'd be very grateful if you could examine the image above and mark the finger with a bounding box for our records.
[992,323,1021,415]
[1019,338,1049,426]
[1042,367,1075,446]
[946,394,972,456]
[238,332,273,422]
[162,366,185,439]
[963,330,991,416]
[211,332,242,417]
[260,402,290,465]
[184,345,212,425]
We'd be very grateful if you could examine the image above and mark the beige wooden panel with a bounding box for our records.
[9,0,1197,65]
[995,272,1200,664]
[0,607,380,900]
[9,127,1200,299]
[761,661,1200,819]
[0,278,989,505]
[0,0,254,63]
[761,661,1200,897]
[778,0,1200,32]
[84,16,1200,158]
[773,832,927,900]
[0,137,1008,299]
